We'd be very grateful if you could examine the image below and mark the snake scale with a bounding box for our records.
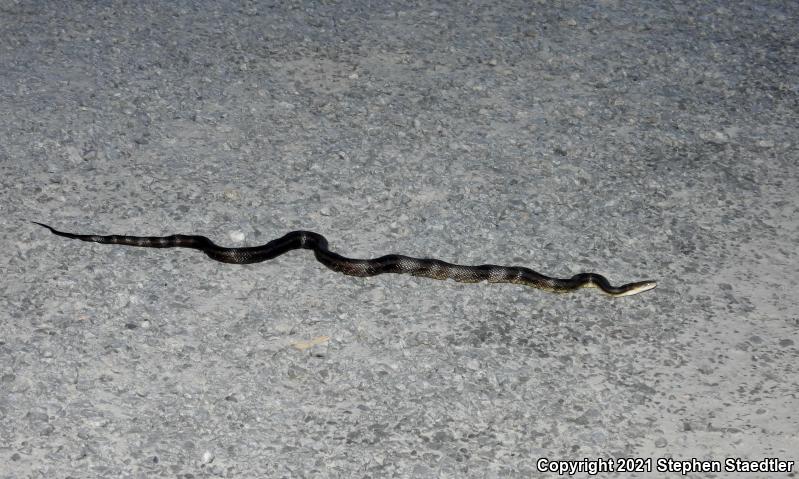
[34,222,656,297]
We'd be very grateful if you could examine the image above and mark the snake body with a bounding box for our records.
[33,222,656,297]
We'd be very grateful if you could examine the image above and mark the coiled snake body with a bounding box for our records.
[34,222,656,297]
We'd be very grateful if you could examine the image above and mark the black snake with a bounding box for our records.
[34,222,656,297]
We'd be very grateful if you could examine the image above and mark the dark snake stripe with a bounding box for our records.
[33,222,656,297]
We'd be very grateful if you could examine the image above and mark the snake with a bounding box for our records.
[33,222,656,297]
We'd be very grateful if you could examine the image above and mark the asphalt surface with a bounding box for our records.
[1,1,797,478]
